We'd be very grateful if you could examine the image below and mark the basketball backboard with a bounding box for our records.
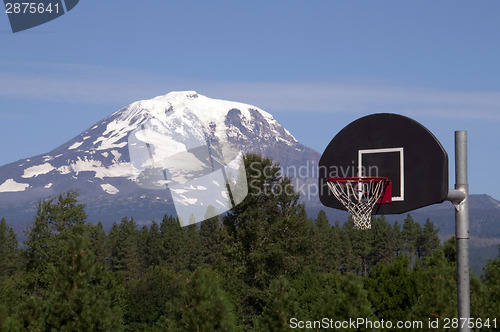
[318,113,448,215]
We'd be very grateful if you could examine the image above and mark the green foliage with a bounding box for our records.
[160,215,189,272]
[409,250,457,321]
[0,303,22,331]
[392,220,404,256]
[184,223,202,271]
[88,221,107,266]
[308,273,374,324]
[365,255,418,321]
[417,219,440,259]
[160,268,239,331]
[254,277,303,332]
[338,216,402,275]
[311,211,339,273]
[370,216,399,266]
[443,236,457,263]
[108,217,142,280]
[0,270,28,332]
[0,218,19,278]
[0,154,498,331]
[142,221,164,268]
[338,220,359,274]
[18,236,124,331]
[344,218,374,275]
[125,266,177,329]
[256,272,374,331]
[482,244,500,318]
[402,214,422,269]
[24,191,88,276]
[221,154,313,325]
[470,271,489,319]
[199,211,222,267]
[223,154,313,286]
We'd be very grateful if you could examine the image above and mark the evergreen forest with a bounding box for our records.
[0,154,499,331]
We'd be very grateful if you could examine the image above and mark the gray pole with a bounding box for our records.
[454,131,470,331]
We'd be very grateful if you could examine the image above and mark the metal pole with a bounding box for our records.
[455,131,470,331]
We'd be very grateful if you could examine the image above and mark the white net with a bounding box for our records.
[327,178,387,230]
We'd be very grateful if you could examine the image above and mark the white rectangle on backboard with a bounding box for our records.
[358,147,404,201]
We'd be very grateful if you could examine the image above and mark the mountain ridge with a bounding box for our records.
[0,91,319,225]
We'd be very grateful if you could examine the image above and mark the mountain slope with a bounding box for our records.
[0,91,319,226]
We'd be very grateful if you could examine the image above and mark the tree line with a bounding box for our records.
[0,154,499,331]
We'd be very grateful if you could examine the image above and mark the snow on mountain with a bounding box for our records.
[0,179,29,192]
[0,91,319,225]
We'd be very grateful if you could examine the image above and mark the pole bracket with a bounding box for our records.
[446,188,467,211]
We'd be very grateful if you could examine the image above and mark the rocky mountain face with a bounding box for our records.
[0,91,320,228]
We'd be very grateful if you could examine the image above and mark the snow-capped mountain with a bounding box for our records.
[0,91,319,226]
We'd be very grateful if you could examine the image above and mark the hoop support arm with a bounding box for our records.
[446,188,466,211]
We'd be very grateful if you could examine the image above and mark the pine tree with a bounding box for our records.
[24,191,89,291]
[392,220,404,257]
[161,268,239,331]
[290,271,374,324]
[0,303,22,331]
[0,218,19,278]
[25,192,87,269]
[221,154,313,324]
[329,221,343,271]
[351,222,374,275]
[161,215,188,272]
[105,221,120,269]
[365,255,418,321]
[370,216,397,266]
[199,208,222,267]
[288,271,325,322]
[312,273,374,323]
[402,214,422,269]
[137,225,150,270]
[254,277,303,332]
[416,218,440,259]
[185,223,202,272]
[469,271,489,320]
[409,249,457,320]
[125,266,177,329]
[338,221,359,275]
[443,236,456,263]
[222,154,313,288]
[339,218,363,275]
[18,236,124,331]
[109,217,141,280]
[311,210,337,273]
[143,221,165,268]
[87,221,107,267]
[482,244,500,318]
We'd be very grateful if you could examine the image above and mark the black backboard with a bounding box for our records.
[319,113,448,214]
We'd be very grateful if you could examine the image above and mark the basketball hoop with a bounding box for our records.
[326,177,392,229]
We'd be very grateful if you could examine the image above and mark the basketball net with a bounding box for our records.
[327,177,389,230]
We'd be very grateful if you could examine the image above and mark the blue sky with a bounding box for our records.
[1,1,500,199]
